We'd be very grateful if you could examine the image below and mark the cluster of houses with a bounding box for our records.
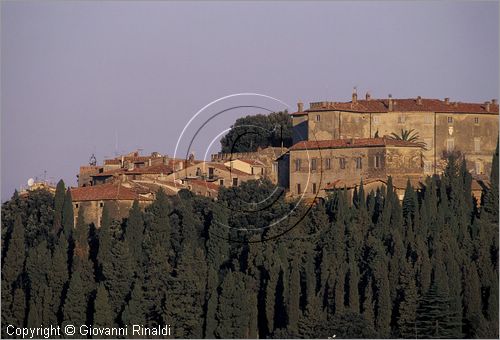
[70,148,287,226]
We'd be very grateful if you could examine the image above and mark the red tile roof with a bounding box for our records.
[71,183,151,201]
[188,179,220,191]
[104,159,121,165]
[126,164,173,175]
[290,137,423,151]
[291,98,498,115]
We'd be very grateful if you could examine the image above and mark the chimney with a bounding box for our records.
[388,94,393,111]
[365,92,371,100]
[444,97,450,105]
[492,99,497,105]
[352,87,358,104]
[297,101,303,112]
[148,159,152,167]
[416,96,422,105]
[485,101,491,112]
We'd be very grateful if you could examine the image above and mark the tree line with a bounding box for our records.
[1,148,498,338]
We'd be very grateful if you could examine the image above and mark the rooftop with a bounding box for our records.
[292,97,499,115]
[71,183,152,202]
[289,137,423,151]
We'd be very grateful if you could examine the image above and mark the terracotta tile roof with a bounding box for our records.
[291,98,498,115]
[188,179,220,191]
[71,183,151,201]
[290,137,423,151]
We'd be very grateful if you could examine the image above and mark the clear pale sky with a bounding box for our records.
[1,1,499,201]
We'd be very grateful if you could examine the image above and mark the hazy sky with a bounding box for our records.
[1,1,499,201]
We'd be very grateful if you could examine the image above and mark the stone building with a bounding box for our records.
[211,146,288,184]
[291,91,499,177]
[70,183,153,227]
[288,137,425,199]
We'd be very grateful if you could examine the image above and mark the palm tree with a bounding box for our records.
[389,129,420,142]
[388,129,428,148]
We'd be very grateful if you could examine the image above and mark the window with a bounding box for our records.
[447,116,453,124]
[251,167,254,175]
[339,158,346,169]
[475,161,484,174]
[311,159,317,171]
[312,183,317,194]
[325,158,331,170]
[272,162,278,173]
[474,117,479,125]
[75,203,79,208]
[295,159,301,171]
[446,139,455,152]
[373,116,380,124]
[99,202,104,208]
[355,157,362,169]
[424,161,433,173]
[232,178,238,186]
[374,155,382,169]
[316,114,321,122]
[219,179,224,186]
[208,167,214,179]
[398,115,406,124]
[297,183,302,194]
[196,167,202,176]
[474,138,481,152]
[261,168,264,175]
[424,115,433,124]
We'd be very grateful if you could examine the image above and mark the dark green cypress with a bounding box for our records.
[1,214,26,327]
[93,283,114,327]
[62,189,74,236]
[53,180,66,231]
[125,199,144,270]
[63,271,87,327]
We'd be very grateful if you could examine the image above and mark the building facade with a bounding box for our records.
[289,138,425,198]
[292,92,499,178]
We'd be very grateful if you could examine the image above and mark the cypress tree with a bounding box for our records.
[122,279,146,328]
[26,240,52,327]
[53,180,66,231]
[72,209,95,298]
[102,234,133,321]
[93,283,114,327]
[62,189,74,236]
[362,278,375,329]
[396,260,418,338]
[97,202,112,277]
[215,272,253,338]
[48,231,69,325]
[63,271,87,327]
[1,214,26,326]
[125,200,144,270]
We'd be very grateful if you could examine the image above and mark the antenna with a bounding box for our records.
[114,130,118,156]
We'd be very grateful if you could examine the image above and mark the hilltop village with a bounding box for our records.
[23,91,498,227]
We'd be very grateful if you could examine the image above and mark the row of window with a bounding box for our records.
[294,156,383,171]
[314,114,481,125]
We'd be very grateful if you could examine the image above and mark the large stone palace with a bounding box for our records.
[288,90,498,199]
